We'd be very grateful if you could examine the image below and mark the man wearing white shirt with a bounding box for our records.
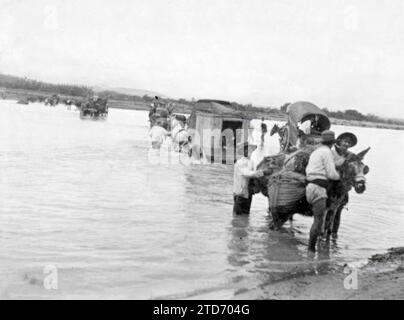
[305,130,340,253]
[233,142,270,215]
[149,121,169,149]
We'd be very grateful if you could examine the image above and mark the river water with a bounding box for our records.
[0,100,403,299]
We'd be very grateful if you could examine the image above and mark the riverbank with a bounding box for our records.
[234,247,404,300]
[2,87,404,130]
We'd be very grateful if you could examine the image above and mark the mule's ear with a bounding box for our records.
[357,147,371,160]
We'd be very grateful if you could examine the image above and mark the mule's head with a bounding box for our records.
[345,147,370,194]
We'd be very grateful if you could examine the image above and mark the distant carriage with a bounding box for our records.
[80,97,108,120]
[149,107,170,129]
[277,101,331,152]
[187,99,252,164]
[45,94,60,107]
[148,101,174,130]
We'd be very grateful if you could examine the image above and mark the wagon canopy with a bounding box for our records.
[279,101,331,151]
[287,101,330,132]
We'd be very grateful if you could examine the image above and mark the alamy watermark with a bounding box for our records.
[43,265,58,290]
[343,264,358,290]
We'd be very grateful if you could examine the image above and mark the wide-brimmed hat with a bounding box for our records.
[337,132,357,147]
[321,130,336,143]
[236,141,257,154]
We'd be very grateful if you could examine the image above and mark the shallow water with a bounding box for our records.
[0,100,403,299]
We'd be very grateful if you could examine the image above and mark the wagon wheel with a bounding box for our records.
[279,126,290,152]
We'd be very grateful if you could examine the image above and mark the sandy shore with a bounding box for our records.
[234,247,404,300]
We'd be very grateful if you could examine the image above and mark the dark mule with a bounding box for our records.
[324,147,370,238]
[264,147,370,250]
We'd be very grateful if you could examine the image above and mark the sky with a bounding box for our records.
[1,0,404,118]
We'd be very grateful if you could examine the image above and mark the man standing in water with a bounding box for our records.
[149,119,169,149]
[233,142,269,215]
[332,132,358,166]
[305,130,340,253]
[329,132,358,237]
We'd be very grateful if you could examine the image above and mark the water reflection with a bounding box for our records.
[226,209,343,294]
[228,214,251,267]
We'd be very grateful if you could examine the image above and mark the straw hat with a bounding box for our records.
[337,132,357,147]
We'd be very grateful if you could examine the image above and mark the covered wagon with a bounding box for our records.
[278,101,331,152]
[80,97,108,120]
[188,99,253,164]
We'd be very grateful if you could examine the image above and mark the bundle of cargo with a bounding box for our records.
[266,169,311,229]
[282,145,316,175]
[265,147,317,227]
[267,170,307,212]
[250,153,286,197]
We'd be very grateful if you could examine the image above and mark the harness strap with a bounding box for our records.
[308,179,329,189]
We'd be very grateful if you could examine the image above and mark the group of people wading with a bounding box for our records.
[147,97,368,255]
[148,97,191,154]
[233,123,363,254]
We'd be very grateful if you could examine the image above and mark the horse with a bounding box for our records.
[270,123,291,152]
[270,123,281,137]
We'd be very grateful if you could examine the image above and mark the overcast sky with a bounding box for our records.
[1,0,404,118]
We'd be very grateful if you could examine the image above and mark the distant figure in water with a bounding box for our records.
[149,120,169,149]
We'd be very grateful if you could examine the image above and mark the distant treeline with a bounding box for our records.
[280,102,404,126]
[0,74,93,97]
[1,73,403,125]
[324,108,404,126]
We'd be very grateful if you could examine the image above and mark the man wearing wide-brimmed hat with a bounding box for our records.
[305,130,341,253]
[233,142,269,215]
[332,132,358,166]
[329,132,358,237]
